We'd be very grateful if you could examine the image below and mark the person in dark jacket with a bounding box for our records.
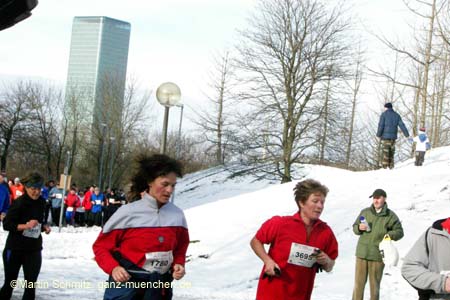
[352,188,404,300]
[0,172,51,300]
[0,173,10,222]
[376,102,410,169]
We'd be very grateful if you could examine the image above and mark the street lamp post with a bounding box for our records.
[108,136,115,190]
[176,104,184,159]
[59,150,71,232]
[156,82,182,154]
[98,123,107,190]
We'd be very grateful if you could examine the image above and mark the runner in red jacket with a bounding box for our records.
[93,154,189,300]
[250,179,338,300]
[64,188,80,225]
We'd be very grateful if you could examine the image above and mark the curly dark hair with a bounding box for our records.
[128,154,183,201]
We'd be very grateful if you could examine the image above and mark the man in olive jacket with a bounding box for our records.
[352,189,404,300]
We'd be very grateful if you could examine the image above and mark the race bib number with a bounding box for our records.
[95,200,102,205]
[16,191,23,197]
[287,243,318,268]
[143,251,173,274]
[23,223,41,239]
[108,198,115,204]
[66,207,74,212]
[55,193,62,199]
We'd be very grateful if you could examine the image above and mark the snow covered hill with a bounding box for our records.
[180,146,450,300]
[1,147,449,299]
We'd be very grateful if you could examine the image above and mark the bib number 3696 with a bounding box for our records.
[288,243,317,268]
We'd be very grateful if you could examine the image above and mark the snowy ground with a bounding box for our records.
[1,147,450,299]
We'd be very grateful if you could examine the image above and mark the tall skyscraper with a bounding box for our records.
[65,16,131,128]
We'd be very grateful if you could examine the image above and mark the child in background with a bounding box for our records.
[412,127,431,166]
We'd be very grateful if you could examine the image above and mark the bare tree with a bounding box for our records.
[193,50,234,165]
[234,0,351,182]
[26,82,65,179]
[0,81,33,172]
[345,46,364,168]
[76,76,153,188]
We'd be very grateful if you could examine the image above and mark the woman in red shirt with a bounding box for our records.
[250,179,338,300]
[93,154,189,300]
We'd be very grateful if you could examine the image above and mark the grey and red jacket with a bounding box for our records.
[93,193,189,275]
[401,218,450,299]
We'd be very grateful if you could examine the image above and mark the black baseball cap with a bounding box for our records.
[369,189,387,198]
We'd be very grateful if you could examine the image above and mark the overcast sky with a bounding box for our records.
[0,0,415,130]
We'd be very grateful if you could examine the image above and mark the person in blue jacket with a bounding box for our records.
[0,173,10,222]
[91,187,105,227]
[376,102,410,169]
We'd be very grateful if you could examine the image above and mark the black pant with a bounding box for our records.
[0,249,42,300]
[74,211,85,226]
[43,202,51,224]
[51,207,61,226]
[415,151,426,166]
[93,211,103,227]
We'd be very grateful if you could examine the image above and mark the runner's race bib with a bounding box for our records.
[66,207,74,212]
[16,191,23,197]
[95,200,102,205]
[108,198,115,204]
[55,193,62,199]
[23,223,41,239]
[143,251,173,274]
[288,243,318,268]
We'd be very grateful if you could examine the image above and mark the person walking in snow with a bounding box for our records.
[250,179,338,300]
[0,172,51,300]
[93,154,189,300]
[376,102,410,169]
[401,218,450,300]
[352,188,404,300]
[412,127,431,166]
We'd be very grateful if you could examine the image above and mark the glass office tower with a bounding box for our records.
[65,16,131,127]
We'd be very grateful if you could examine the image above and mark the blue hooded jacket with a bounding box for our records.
[376,108,409,140]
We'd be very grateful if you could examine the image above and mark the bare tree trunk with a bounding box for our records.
[434,48,448,146]
[192,51,233,166]
[346,55,363,168]
[319,71,331,164]
[216,53,229,165]
[420,0,437,127]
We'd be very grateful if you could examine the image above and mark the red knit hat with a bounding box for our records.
[419,127,426,132]
[442,218,450,233]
